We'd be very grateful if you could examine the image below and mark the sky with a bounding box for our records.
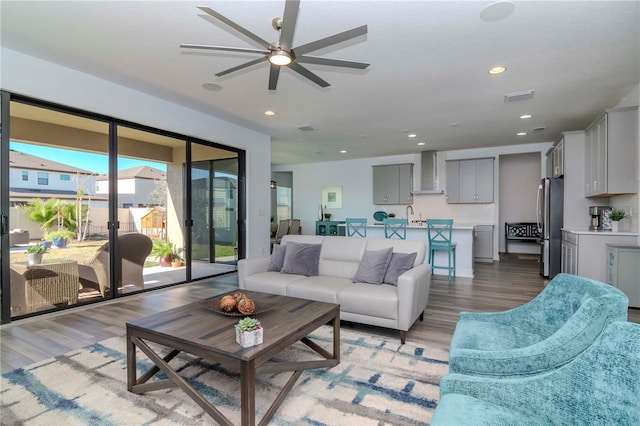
[10,142,167,174]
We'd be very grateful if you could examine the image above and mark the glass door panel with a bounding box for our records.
[191,143,238,280]
[7,101,109,318]
[115,125,186,293]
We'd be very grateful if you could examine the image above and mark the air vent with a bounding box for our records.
[297,125,315,132]
[533,126,546,132]
[504,90,535,103]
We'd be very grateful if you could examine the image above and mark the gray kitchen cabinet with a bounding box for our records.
[552,138,564,177]
[606,244,640,308]
[584,107,638,197]
[445,160,460,203]
[545,147,554,178]
[372,163,413,205]
[474,225,494,263]
[561,230,637,283]
[446,158,494,203]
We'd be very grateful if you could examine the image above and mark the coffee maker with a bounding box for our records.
[589,206,612,231]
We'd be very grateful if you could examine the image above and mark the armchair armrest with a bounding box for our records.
[238,256,271,289]
[396,263,432,331]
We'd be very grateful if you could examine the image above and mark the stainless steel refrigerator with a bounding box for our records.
[536,177,564,278]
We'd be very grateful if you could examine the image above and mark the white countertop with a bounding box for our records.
[364,222,493,230]
[562,228,640,236]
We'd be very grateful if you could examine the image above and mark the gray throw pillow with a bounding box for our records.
[384,252,418,285]
[268,244,286,272]
[353,247,393,284]
[281,242,322,276]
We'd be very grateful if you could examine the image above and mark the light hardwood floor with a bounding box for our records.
[2,254,638,374]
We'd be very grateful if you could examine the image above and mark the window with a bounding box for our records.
[21,171,28,181]
[60,174,71,181]
[37,172,48,185]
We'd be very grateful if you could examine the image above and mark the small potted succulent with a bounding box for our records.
[26,244,48,265]
[235,317,263,348]
[610,208,626,232]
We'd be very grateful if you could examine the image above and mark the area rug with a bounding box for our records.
[1,326,449,425]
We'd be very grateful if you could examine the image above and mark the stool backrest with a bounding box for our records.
[384,218,407,239]
[346,218,367,237]
[427,219,453,246]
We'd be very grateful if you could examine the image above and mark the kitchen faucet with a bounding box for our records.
[406,205,414,220]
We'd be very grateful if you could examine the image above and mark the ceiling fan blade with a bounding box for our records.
[288,62,330,88]
[268,65,281,90]
[180,44,269,55]
[215,57,268,77]
[296,56,370,69]
[294,25,368,56]
[279,0,300,51]
[198,6,271,49]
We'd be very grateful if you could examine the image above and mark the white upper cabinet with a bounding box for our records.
[584,107,638,197]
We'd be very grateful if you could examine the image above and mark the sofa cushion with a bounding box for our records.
[268,244,286,272]
[317,236,367,279]
[353,247,393,284]
[243,271,306,295]
[281,242,322,276]
[338,283,398,320]
[286,276,353,304]
[383,252,418,285]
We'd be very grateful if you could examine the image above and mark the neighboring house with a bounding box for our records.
[95,165,166,208]
[8,149,102,206]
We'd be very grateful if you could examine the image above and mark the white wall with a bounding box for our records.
[273,142,553,260]
[498,153,540,253]
[2,48,272,258]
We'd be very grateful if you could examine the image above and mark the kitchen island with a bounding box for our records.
[341,222,482,278]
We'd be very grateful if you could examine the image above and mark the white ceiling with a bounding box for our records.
[1,1,638,165]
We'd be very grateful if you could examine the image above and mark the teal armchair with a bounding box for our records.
[433,321,640,425]
[449,273,628,377]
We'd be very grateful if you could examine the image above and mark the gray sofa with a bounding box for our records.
[238,234,431,343]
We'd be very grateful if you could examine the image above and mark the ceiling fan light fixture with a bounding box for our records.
[269,49,292,66]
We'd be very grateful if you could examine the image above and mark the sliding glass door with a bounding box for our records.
[191,144,239,280]
[0,93,245,324]
[6,100,110,317]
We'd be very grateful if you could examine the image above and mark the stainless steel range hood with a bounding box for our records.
[412,150,444,194]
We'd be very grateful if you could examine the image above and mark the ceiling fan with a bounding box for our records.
[180,0,369,90]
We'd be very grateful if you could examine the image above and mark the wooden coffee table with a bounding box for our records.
[126,291,340,426]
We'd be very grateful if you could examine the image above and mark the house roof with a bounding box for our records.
[9,149,94,175]
[1,1,638,165]
[96,166,167,181]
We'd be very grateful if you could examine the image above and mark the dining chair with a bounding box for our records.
[288,219,301,235]
[427,219,456,280]
[346,218,367,237]
[383,218,407,239]
[271,219,290,247]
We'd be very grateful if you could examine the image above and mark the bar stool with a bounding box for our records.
[427,219,456,280]
[346,218,367,237]
[383,218,407,239]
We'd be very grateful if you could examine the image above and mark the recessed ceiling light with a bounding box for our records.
[340,150,347,154]
[408,133,417,138]
[488,66,506,75]
[264,110,275,116]
[517,132,527,136]
[202,83,222,91]
[450,123,459,127]
[520,114,532,119]
[417,142,426,146]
